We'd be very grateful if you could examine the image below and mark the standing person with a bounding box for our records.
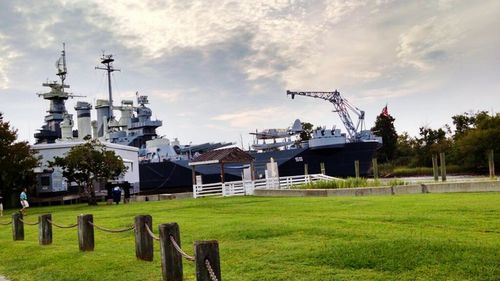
[123,181,131,204]
[0,194,3,217]
[20,188,29,215]
[112,186,122,205]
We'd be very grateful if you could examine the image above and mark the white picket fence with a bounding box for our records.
[192,173,339,198]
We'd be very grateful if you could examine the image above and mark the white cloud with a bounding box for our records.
[0,33,21,89]
[397,17,460,70]
[212,106,290,128]
[150,90,180,103]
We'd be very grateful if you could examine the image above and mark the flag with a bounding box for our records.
[381,105,389,117]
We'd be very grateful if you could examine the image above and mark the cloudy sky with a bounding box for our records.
[0,0,499,147]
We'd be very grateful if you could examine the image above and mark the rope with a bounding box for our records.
[19,218,40,225]
[205,259,219,281]
[0,220,12,225]
[144,223,160,241]
[169,235,195,261]
[47,219,78,229]
[88,221,135,233]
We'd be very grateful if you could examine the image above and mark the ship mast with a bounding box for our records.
[56,43,68,89]
[95,53,120,119]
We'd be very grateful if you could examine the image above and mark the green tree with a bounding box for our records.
[414,126,451,166]
[371,112,397,163]
[454,112,500,171]
[451,111,487,139]
[49,139,128,205]
[0,113,39,207]
[299,122,314,141]
[394,132,418,166]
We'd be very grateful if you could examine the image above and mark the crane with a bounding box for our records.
[286,90,367,142]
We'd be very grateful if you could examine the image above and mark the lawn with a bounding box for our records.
[0,193,499,281]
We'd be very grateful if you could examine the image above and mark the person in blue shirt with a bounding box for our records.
[20,188,29,215]
[112,186,122,205]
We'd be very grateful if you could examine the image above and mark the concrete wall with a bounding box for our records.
[253,180,500,197]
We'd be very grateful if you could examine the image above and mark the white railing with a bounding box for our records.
[192,174,341,198]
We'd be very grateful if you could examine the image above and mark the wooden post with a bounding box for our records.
[304,163,309,175]
[320,162,325,175]
[78,214,94,251]
[432,154,439,182]
[354,160,360,179]
[439,152,446,182]
[250,161,256,181]
[191,166,196,186]
[372,158,378,179]
[488,149,495,178]
[159,223,183,281]
[134,215,153,261]
[12,213,24,241]
[220,163,225,183]
[39,214,52,245]
[195,240,221,281]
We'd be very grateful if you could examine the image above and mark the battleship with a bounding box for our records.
[33,46,232,193]
[33,46,382,194]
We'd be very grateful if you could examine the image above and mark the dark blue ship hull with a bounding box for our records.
[139,141,379,192]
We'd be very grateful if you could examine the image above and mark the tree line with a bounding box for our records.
[371,110,499,174]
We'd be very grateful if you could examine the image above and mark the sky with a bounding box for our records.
[0,0,499,147]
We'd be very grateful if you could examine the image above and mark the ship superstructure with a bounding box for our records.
[34,44,84,144]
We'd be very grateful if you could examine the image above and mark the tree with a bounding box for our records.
[454,112,500,171]
[49,139,128,205]
[371,111,397,163]
[451,111,486,139]
[299,122,314,142]
[414,126,451,166]
[394,132,418,166]
[0,113,39,207]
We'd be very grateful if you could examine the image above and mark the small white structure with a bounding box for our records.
[32,141,139,194]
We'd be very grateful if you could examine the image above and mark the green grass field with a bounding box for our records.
[0,193,499,281]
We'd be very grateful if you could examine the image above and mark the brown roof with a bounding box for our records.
[189,147,254,165]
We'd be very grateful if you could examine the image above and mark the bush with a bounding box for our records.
[296,178,381,189]
[295,177,409,189]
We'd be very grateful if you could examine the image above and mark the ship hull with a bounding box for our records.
[252,141,380,178]
[138,141,379,191]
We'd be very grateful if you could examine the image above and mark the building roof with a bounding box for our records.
[189,147,254,166]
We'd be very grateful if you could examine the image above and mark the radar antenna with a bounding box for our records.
[95,53,120,119]
[286,90,366,141]
[55,43,68,89]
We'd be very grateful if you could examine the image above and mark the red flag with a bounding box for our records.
[381,105,389,117]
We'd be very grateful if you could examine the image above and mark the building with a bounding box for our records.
[33,141,139,195]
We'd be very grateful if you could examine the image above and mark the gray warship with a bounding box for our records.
[34,46,231,192]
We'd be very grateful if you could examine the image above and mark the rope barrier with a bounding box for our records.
[169,235,195,261]
[205,259,219,281]
[144,223,160,241]
[47,219,78,229]
[88,221,135,233]
[19,218,40,225]
[0,220,12,225]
